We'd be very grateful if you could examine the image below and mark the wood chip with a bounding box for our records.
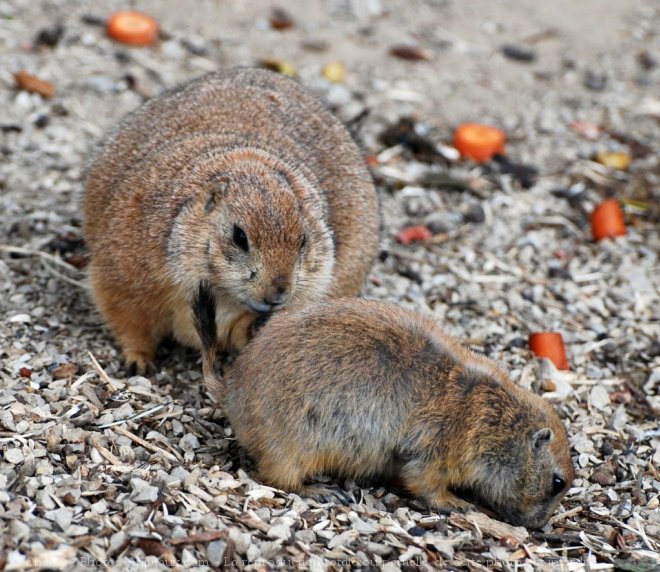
[449,512,528,544]
[389,44,432,61]
[13,70,56,98]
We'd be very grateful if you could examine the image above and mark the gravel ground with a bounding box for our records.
[1,1,659,570]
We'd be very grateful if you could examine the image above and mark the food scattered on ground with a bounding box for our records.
[106,11,159,46]
[453,123,506,162]
[591,199,627,241]
[595,150,632,171]
[529,332,570,370]
[396,225,433,245]
[321,61,346,83]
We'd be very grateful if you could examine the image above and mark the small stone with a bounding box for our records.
[4,448,24,464]
[228,528,251,554]
[181,549,197,568]
[180,35,207,56]
[90,499,107,514]
[399,546,423,562]
[129,478,159,504]
[45,507,73,531]
[308,555,327,572]
[349,512,379,534]
[328,530,357,548]
[270,8,294,30]
[179,433,200,452]
[169,466,190,484]
[462,203,485,224]
[584,70,607,91]
[9,519,30,541]
[267,523,291,541]
[0,410,16,431]
[35,24,64,47]
[170,419,184,436]
[34,114,50,128]
[589,385,610,411]
[206,540,226,567]
[591,465,616,486]
[84,75,117,94]
[52,363,79,379]
[501,44,536,62]
[108,531,128,554]
[325,84,352,107]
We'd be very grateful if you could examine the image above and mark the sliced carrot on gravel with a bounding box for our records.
[107,11,159,46]
[591,199,626,241]
[397,225,432,245]
[529,332,569,370]
[454,123,506,162]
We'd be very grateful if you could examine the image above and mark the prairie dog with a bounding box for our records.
[193,282,573,529]
[84,67,378,372]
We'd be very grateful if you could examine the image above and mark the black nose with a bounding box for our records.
[263,274,289,307]
[262,293,286,307]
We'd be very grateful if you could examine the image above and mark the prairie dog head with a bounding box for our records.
[172,150,335,313]
[463,377,574,529]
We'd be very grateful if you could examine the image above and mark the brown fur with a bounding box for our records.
[193,285,573,529]
[84,68,379,371]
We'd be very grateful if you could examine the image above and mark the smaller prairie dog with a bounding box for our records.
[84,68,378,372]
[193,283,573,529]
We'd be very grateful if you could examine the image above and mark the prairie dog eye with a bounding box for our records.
[233,225,249,252]
[551,475,566,496]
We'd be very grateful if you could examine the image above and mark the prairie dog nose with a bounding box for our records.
[263,274,290,307]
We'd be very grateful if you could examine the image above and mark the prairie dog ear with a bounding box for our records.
[531,428,554,451]
[205,178,230,213]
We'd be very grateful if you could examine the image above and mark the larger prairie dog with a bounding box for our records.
[84,68,378,372]
[193,282,574,529]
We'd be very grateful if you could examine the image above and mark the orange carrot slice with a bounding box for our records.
[397,225,432,245]
[591,200,626,241]
[454,123,506,162]
[107,11,159,46]
[529,332,569,370]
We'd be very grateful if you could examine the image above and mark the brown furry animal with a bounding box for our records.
[193,281,574,529]
[84,67,378,372]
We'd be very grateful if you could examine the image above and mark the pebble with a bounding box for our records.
[4,448,24,464]
[589,385,611,411]
[206,540,226,567]
[501,44,537,62]
[84,75,118,94]
[325,84,352,107]
[266,522,291,541]
[44,507,73,531]
[129,478,159,504]
[462,203,486,224]
[179,433,200,452]
[584,70,608,91]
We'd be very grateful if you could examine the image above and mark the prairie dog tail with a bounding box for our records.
[192,279,226,403]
